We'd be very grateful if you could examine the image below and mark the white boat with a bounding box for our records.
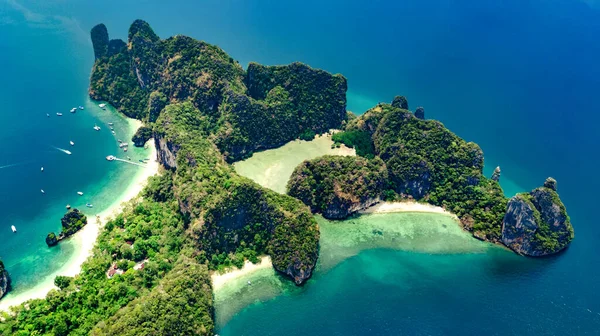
[86,203,93,208]
[70,141,75,146]
[56,113,63,116]
[77,191,83,196]
[11,225,16,233]
[99,103,106,108]
[111,130,116,135]
[64,150,72,155]
[70,108,77,113]
[41,167,44,172]
[106,155,115,161]
[123,147,128,152]
[108,122,114,126]
[93,124,101,131]
[46,113,50,117]
[41,189,45,194]
[78,106,84,110]
[119,143,128,148]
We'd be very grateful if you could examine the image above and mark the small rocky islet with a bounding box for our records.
[0,19,574,335]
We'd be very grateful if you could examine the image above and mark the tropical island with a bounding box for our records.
[45,209,88,247]
[0,20,574,335]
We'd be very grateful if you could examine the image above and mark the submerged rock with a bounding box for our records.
[501,179,574,256]
[491,166,501,182]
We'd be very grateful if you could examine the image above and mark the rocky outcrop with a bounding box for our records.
[0,261,10,299]
[544,177,557,191]
[132,126,152,147]
[415,107,425,119]
[46,209,88,247]
[46,232,58,247]
[90,24,109,59]
[391,95,408,109]
[491,166,501,182]
[107,39,126,57]
[288,156,388,219]
[501,179,574,256]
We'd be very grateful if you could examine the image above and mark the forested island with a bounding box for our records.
[45,209,88,247]
[0,20,573,335]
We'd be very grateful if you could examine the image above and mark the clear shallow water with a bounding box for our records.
[0,6,151,298]
[2,0,599,333]
[234,134,353,194]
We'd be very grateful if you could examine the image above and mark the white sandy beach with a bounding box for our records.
[0,138,159,312]
[361,201,458,219]
[211,256,273,292]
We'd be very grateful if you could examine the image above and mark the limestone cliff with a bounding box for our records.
[0,261,10,299]
[501,178,574,256]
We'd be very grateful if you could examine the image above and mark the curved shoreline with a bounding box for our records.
[211,256,273,292]
[0,135,159,312]
[361,201,458,219]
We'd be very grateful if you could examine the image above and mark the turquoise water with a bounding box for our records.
[0,4,151,299]
[2,0,599,333]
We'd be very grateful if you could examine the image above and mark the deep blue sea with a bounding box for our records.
[1,0,599,334]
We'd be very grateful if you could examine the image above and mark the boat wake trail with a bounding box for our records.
[52,146,72,155]
[0,162,22,170]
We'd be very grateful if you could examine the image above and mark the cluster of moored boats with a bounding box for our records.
[17,102,122,233]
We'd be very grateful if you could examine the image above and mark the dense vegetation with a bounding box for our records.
[0,174,210,335]
[89,20,347,161]
[46,209,88,246]
[288,156,388,218]
[323,102,508,241]
[155,102,319,283]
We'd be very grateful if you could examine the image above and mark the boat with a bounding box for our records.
[119,143,128,148]
[11,225,16,233]
[127,156,131,160]
[66,204,71,209]
[70,107,77,113]
[111,130,115,135]
[123,147,128,152]
[139,159,145,163]
[77,191,83,196]
[78,106,84,110]
[98,103,106,108]
[108,122,114,126]
[56,113,63,116]
[106,155,115,161]
[41,189,45,194]
[93,124,101,131]
[247,280,252,285]
[86,203,93,208]
[70,141,74,146]
[117,139,123,143]
[110,126,114,130]
[41,167,44,172]
[46,113,50,117]
[64,150,72,155]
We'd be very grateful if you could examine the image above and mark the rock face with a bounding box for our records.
[415,107,425,119]
[491,166,501,182]
[544,177,557,191]
[107,39,126,57]
[0,261,9,299]
[501,179,574,256]
[391,95,409,109]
